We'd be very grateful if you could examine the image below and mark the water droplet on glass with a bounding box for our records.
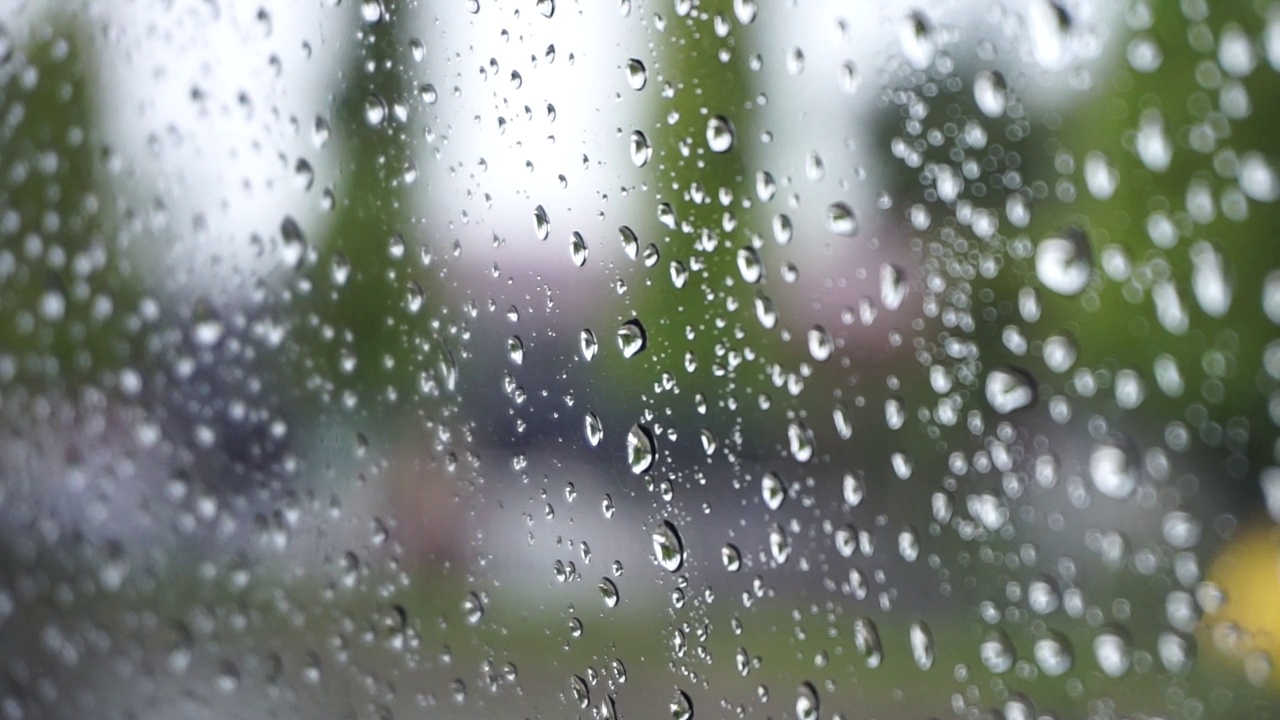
[652,520,684,572]
[1093,627,1132,678]
[910,621,935,670]
[880,264,908,311]
[737,246,763,284]
[786,420,815,463]
[1190,241,1232,317]
[839,61,861,94]
[706,115,735,153]
[981,631,1016,674]
[507,335,525,365]
[985,366,1036,414]
[1035,228,1092,296]
[1084,152,1118,200]
[627,424,656,474]
[722,543,742,572]
[842,473,865,507]
[825,202,859,236]
[1090,441,1137,500]
[973,70,1008,117]
[899,10,936,70]
[580,329,599,361]
[807,326,834,362]
[570,231,589,267]
[670,688,694,720]
[768,523,792,564]
[533,205,551,240]
[761,472,785,511]
[795,682,820,720]
[570,675,590,708]
[535,0,555,17]
[898,526,920,562]
[629,130,652,167]
[599,578,619,608]
[625,58,647,90]
[585,412,603,447]
[617,319,648,358]
[463,591,485,625]
[853,616,884,667]
[1033,633,1074,677]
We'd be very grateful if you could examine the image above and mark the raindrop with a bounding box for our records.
[670,689,694,720]
[652,520,684,572]
[787,420,815,463]
[985,367,1036,414]
[533,205,551,240]
[973,70,1008,118]
[898,526,920,562]
[852,617,884,668]
[1033,633,1074,677]
[1093,627,1132,678]
[909,621,935,670]
[761,472,785,511]
[795,682,820,720]
[1090,441,1138,500]
[570,231,589,267]
[706,115,735,153]
[1190,241,1232,317]
[599,578,620,608]
[535,0,554,17]
[1035,228,1092,296]
[629,131,652,167]
[617,319,648,358]
[580,329,599,361]
[880,264,908,311]
[980,631,1016,673]
[585,412,603,447]
[737,247,763,283]
[627,424,656,474]
[625,58,647,90]
[843,474,865,507]
[899,10,936,70]
[825,202,859,236]
[722,544,742,572]
[507,335,525,365]
[463,592,485,625]
[807,326,834,362]
[768,523,792,564]
[570,675,590,708]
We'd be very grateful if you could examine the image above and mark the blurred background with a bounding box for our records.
[0,0,1279,718]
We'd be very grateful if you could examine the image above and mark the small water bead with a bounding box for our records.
[706,115,735,152]
[899,10,937,70]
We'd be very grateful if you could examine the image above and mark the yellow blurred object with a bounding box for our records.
[1203,522,1280,688]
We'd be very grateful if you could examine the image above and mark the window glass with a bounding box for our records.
[1,1,1279,718]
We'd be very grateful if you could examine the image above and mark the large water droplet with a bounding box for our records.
[880,264,908,311]
[737,246,763,283]
[899,10,936,70]
[629,130,652,167]
[580,329,598,361]
[973,70,1008,118]
[761,472,785,511]
[533,205,551,241]
[1033,633,1074,677]
[599,577,620,608]
[853,617,884,667]
[625,58,647,90]
[910,621,935,670]
[768,523,791,564]
[795,682,820,720]
[706,115,735,153]
[1090,441,1137,500]
[617,319,648,358]
[670,688,694,720]
[1035,228,1092,296]
[585,412,603,447]
[980,631,1016,673]
[825,202,859,236]
[652,520,684,572]
[787,420,815,463]
[985,367,1036,414]
[807,326,834,362]
[570,231,589,267]
[627,424,656,474]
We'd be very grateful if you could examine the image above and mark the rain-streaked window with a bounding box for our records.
[2,1,1280,718]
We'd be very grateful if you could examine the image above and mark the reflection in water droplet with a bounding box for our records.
[706,115,735,153]
[981,631,1016,673]
[570,675,590,708]
[825,202,859,236]
[570,231,589,267]
[761,472,785,511]
[1035,228,1091,296]
[768,523,791,564]
[617,319,648,358]
[910,621,935,670]
[880,264,908,311]
[627,424,656,474]
[898,526,920,562]
[463,591,485,625]
[536,0,555,17]
[580,329,598,361]
[985,367,1036,414]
